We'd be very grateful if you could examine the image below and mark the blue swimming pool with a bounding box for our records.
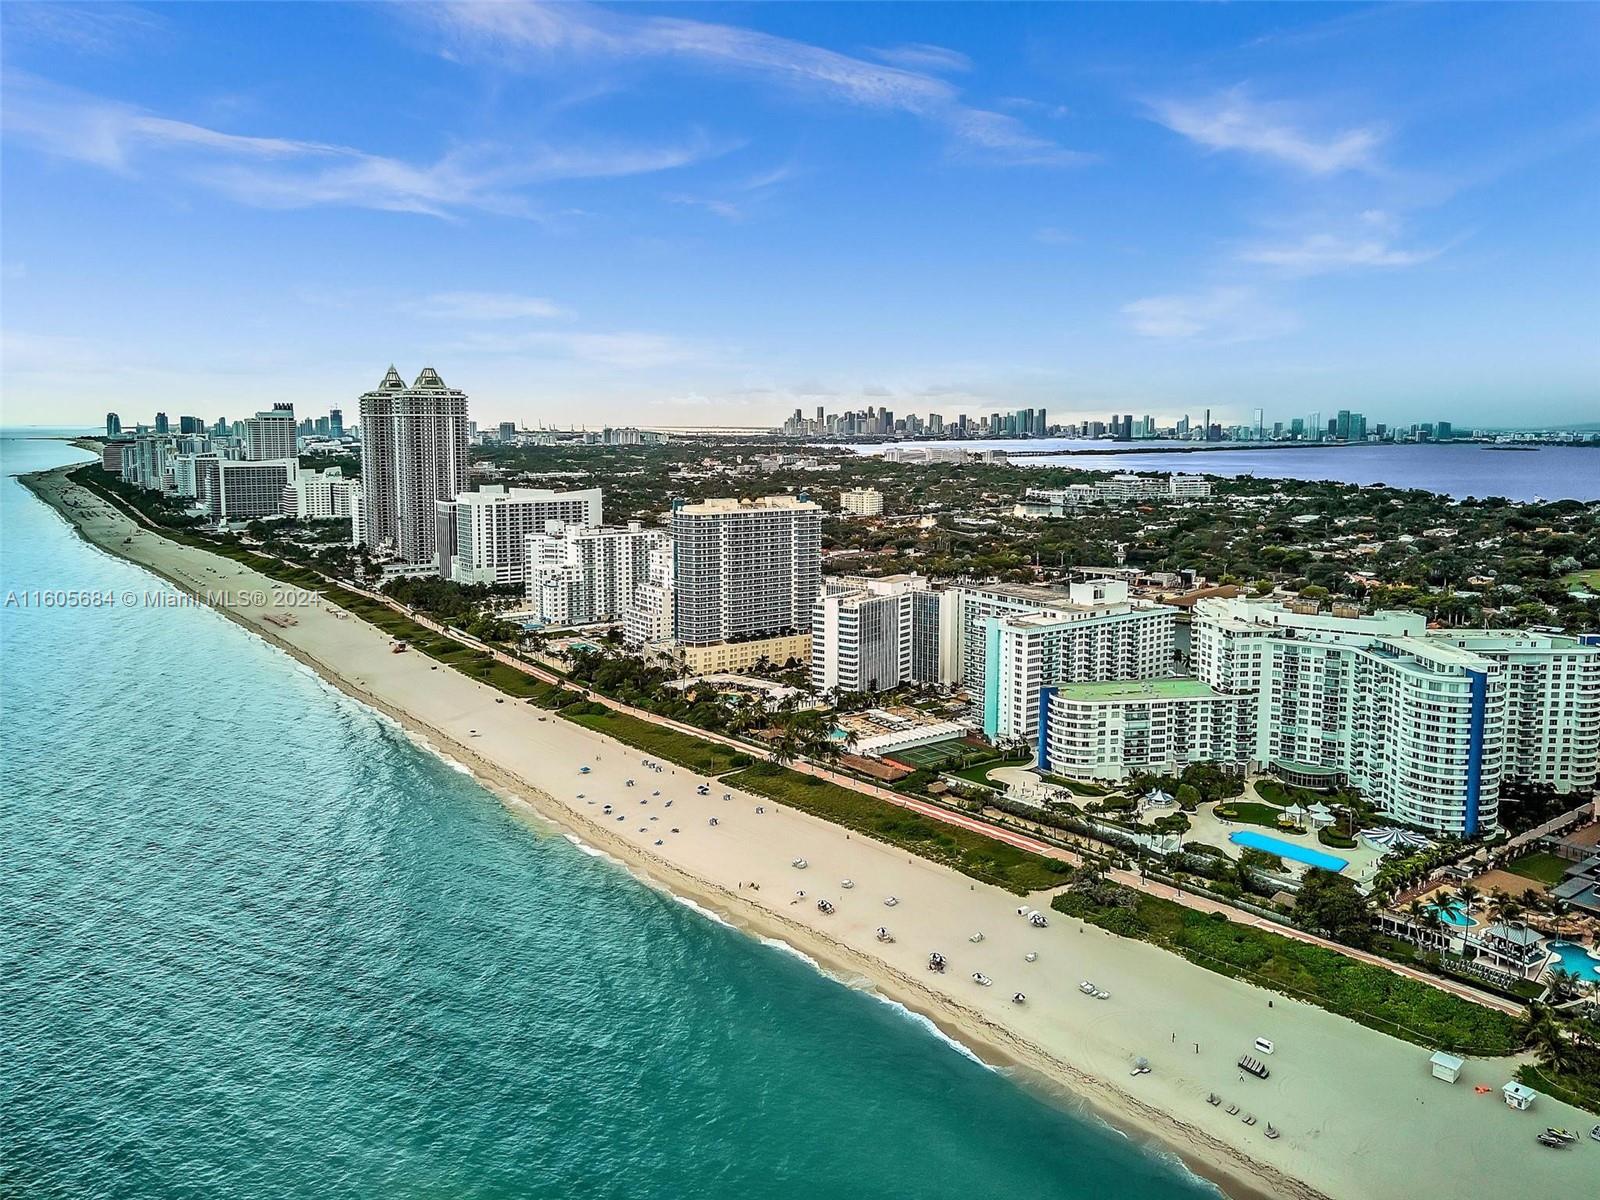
[1228,830,1349,872]
[1547,941,1600,985]
[1431,903,1477,928]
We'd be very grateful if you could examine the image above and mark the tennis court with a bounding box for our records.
[886,739,974,769]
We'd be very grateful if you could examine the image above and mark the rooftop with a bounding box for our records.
[677,495,821,514]
[1052,678,1225,702]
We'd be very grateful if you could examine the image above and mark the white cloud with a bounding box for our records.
[1122,287,1297,342]
[664,192,743,220]
[412,292,568,320]
[1150,87,1383,174]
[2,73,724,218]
[1,3,165,56]
[1240,231,1442,274]
[1034,226,1076,246]
[419,2,1090,167]
[870,43,972,74]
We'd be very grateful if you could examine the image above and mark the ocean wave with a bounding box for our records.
[758,934,824,971]
[563,834,622,865]
[862,990,993,1069]
[672,894,735,928]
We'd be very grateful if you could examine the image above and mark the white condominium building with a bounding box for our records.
[1038,679,1257,781]
[526,521,668,628]
[966,580,1178,741]
[1024,474,1212,510]
[1429,630,1600,795]
[435,485,602,587]
[242,404,297,461]
[809,574,955,694]
[623,542,675,648]
[1190,598,1514,836]
[358,366,470,564]
[671,496,822,647]
[284,466,361,521]
[840,487,885,516]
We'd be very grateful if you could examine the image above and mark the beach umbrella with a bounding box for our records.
[1307,802,1335,825]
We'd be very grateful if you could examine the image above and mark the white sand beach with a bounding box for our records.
[26,462,1599,1200]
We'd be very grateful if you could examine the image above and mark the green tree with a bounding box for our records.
[1292,868,1374,948]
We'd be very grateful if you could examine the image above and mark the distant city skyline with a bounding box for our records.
[3,2,1597,428]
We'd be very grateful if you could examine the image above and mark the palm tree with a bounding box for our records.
[1487,888,1512,926]
[1545,967,1584,1005]
[1545,897,1572,939]
[1405,899,1429,948]
[1532,1017,1577,1075]
[1455,884,1482,915]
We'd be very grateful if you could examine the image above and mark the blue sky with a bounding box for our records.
[2,1,1597,429]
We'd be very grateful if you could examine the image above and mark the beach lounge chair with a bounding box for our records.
[1243,1114,1256,1126]
[1265,1125,1279,1140]
[1207,1094,1220,1106]
[1226,1104,1240,1116]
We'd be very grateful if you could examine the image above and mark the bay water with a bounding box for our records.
[1,435,1213,1199]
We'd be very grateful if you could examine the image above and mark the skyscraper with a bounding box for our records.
[357,366,470,563]
[105,413,122,436]
[329,407,344,439]
[154,412,169,434]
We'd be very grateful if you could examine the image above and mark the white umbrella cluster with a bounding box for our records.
[1359,827,1433,852]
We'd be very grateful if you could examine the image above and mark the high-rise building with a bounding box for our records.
[810,574,958,694]
[435,485,602,585]
[623,542,675,649]
[284,466,361,522]
[198,458,297,521]
[154,412,169,434]
[977,580,1178,742]
[670,496,821,672]
[498,421,517,443]
[357,366,470,563]
[329,407,344,440]
[526,521,668,627]
[105,413,122,436]
[243,403,297,461]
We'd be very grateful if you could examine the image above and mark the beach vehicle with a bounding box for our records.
[927,952,947,973]
[1024,952,1038,963]
[1079,980,1097,995]
[792,858,808,869]
[875,927,894,943]
[1238,1055,1271,1080]
[1095,989,1110,1000]
[1254,1038,1276,1056]
[1012,992,1026,1005]
[1536,1132,1569,1149]
[1542,1127,1577,1143]
[390,641,407,653]
[696,784,710,795]
[1590,1124,1600,1142]
[971,972,991,987]
[883,896,899,907]
[817,899,835,914]
[969,932,985,943]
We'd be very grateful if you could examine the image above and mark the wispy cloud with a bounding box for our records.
[664,192,744,221]
[418,1,1090,167]
[2,73,724,218]
[1,2,165,56]
[412,292,569,320]
[1150,87,1383,174]
[1122,286,1298,342]
[870,42,972,74]
[1239,210,1449,275]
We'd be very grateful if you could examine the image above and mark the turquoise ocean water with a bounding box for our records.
[1,436,1213,1199]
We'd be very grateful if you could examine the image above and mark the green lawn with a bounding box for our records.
[726,761,1070,894]
[1503,850,1571,886]
[948,755,1031,787]
[1561,567,1600,592]
[1053,884,1521,1055]
[1040,773,1109,797]
[1213,801,1302,831]
[563,707,752,776]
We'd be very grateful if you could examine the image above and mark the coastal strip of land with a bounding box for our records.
[22,460,1597,1200]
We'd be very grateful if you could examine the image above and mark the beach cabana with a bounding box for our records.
[1501,1081,1537,1110]
[1283,803,1309,829]
[1142,788,1175,811]
[1429,1051,1464,1083]
[1306,802,1336,828]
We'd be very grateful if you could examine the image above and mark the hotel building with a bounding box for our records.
[242,404,297,461]
[839,487,885,516]
[1038,679,1257,780]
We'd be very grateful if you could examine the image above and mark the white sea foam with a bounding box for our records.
[758,934,824,971]
[671,894,735,928]
[563,833,622,865]
[862,990,993,1068]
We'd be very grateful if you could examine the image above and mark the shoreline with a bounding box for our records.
[20,457,1596,1200]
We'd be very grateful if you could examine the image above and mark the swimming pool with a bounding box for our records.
[1228,830,1349,873]
[1430,903,1477,928]
[1547,941,1600,985]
